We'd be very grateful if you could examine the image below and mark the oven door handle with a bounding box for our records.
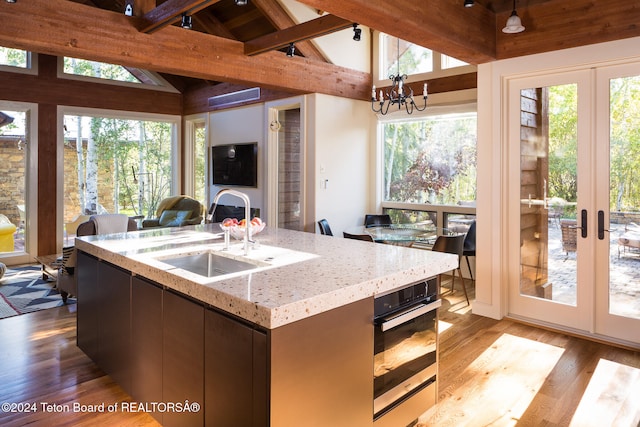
[379,299,442,332]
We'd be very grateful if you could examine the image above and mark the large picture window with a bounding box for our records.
[62,112,177,241]
[382,111,477,205]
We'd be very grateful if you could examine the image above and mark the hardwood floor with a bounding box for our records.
[0,304,159,427]
[0,284,638,426]
[419,283,640,427]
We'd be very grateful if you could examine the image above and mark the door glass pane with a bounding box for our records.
[520,84,578,305]
[0,110,27,254]
[609,75,640,319]
[277,108,303,231]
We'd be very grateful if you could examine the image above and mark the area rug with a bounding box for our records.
[0,265,75,319]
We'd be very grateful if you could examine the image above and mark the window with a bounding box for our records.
[62,113,177,236]
[380,34,432,79]
[377,33,470,82]
[61,57,176,91]
[0,46,30,69]
[63,57,142,83]
[442,54,468,70]
[382,111,477,205]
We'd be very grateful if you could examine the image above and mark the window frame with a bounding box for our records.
[57,57,179,93]
[376,102,478,223]
[372,32,476,89]
[56,105,181,248]
[0,47,37,75]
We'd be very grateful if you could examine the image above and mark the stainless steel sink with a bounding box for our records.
[158,250,268,278]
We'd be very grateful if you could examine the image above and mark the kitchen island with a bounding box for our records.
[74,224,457,427]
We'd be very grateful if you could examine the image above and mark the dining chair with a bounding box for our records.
[317,218,333,236]
[343,231,374,242]
[432,234,468,305]
[462,220,476,282]
[364,214,392,228]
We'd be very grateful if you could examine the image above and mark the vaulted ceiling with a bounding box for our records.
[1,0,640,102]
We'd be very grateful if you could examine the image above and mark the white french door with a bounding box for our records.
[0,101,37,265]
[507,65,640,347]
[594,63,640,344]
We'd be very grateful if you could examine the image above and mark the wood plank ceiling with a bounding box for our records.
[2,0,640,101]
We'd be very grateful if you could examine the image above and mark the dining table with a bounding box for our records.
[343,223,457,247]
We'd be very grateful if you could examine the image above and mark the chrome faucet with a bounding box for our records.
[211,189,252,255]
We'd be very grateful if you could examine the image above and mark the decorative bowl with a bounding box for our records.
[219,221,266,240]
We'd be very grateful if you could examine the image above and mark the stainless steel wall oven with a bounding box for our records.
[373,277,440,425]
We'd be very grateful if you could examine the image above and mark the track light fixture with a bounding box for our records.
[352,23,361,42]
[5,0,17,3]
[235,0,248,5]
[464,0,474,7]
[502,0,525,33]
[181,13,192,30]
[286,43,296,58]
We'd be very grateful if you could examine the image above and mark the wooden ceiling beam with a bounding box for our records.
[0,0,371,100]
[495,0,640,59]
[296,0,497,64]
[140,0,223,34]
[244,14,352,56]
[193,10,237,39]
[251,0,327,62]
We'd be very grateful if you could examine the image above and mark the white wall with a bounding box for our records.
[208,104,266,215]
[278,0,370,73]
[308,94,373,236]
[476,36,640,320]
[207,95,373,233]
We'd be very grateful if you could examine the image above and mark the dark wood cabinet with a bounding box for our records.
[76,255,372,427]
[131,276,164,424]
[97,261,131,394]
[163,290,204,427]
[204,309,268,427]
[77,253,132,395]
[76,251,99,361]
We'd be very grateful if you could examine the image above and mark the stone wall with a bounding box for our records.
[0,137,115,227]
[610,211,640,225]
[0,137,25,226]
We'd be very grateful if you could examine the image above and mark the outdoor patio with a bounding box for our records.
[547,224,640,319]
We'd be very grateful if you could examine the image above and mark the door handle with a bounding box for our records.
[598,210,610,240]
[569,209,589,238]
[569,209,588,238]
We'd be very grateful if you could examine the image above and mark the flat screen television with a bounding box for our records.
[211,142,258,187]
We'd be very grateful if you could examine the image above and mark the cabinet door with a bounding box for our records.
[163,290,204,427]
[76,251,99,360]
[97,262,132,394]
[205,309,268,427]
[131,276,163,424]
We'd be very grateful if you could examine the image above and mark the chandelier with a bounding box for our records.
[372,37,428,115]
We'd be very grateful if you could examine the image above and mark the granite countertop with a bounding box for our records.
[75,224,458,329]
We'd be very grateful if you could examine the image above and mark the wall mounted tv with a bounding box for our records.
[211,142,258,187]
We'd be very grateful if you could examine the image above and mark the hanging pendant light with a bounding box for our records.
[502,0,525,33]
[371,37,428,115]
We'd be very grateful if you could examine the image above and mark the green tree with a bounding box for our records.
[384,114,477,205]
[547,84,578,204]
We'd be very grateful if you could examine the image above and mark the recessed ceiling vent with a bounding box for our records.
[208,88,261,108]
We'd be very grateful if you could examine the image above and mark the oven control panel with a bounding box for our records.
[374,277,438,317]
